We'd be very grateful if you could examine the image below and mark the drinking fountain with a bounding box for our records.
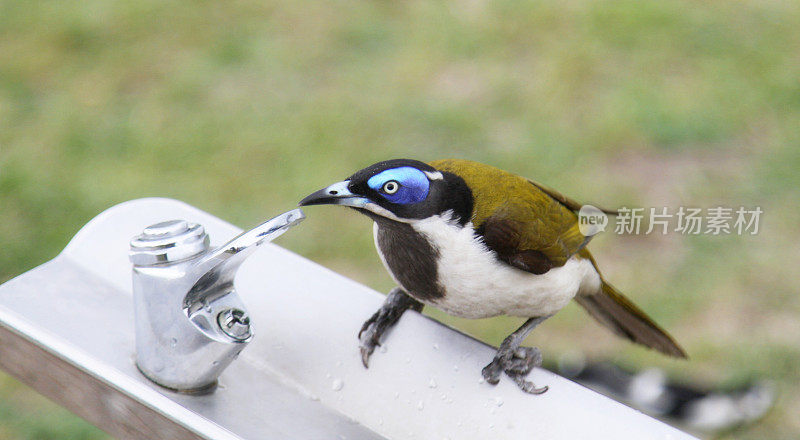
[129,210,304,391]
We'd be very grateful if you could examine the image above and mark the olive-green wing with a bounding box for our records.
[430,159,590,274]
[477,194,589,274]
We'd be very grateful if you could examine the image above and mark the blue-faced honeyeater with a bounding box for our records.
[299,159,686,394]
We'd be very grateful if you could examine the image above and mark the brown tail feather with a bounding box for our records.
[575,281,687,358]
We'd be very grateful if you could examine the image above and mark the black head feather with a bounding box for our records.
[345,159,473,225]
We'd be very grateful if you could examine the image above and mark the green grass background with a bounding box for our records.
[1,0,799,438]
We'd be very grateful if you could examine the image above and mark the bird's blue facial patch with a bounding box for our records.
[367,167,430,205]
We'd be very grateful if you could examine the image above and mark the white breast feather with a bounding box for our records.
[407,212,601,319]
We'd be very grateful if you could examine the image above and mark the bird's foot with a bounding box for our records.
[357,287,423,368]
[481,346,548,394]
[358,311,385,368]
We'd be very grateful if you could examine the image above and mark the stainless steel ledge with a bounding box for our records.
[0,198,696,440]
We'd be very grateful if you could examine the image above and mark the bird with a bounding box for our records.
[299,158,686,394]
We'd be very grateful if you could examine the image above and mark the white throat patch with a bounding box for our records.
[362,203,408,223]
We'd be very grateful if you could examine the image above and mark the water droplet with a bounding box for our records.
[212,361,219,366]
[453,365,459,372]
[417,400,424,410]
[170,338,178,347]
[494,397,504,407]
[428,379,437,389]
[405,357,411,364]
[447,398,454,404]
[440,393,447,400]
[433,343,439,350]
[378,418,384,426]
[332,378,344,391]
[309,394,320,401]
[488,424,495,429]
[326,373,332,379]
[478,378,485,384]
[379,345,388,353]
[490,407,497,415]
[394,391,400,399]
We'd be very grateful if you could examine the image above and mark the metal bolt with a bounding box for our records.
[217,309,252,340]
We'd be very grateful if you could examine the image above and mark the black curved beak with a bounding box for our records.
[299,180,370,208]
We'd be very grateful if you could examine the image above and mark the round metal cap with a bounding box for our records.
[129,220,210,266]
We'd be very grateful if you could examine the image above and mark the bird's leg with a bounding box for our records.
[358,287,423,368]
[482,315,552,394]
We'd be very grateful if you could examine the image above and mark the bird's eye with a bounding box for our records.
[382,181,399,194]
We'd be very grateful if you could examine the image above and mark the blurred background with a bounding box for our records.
[1,0,798,438]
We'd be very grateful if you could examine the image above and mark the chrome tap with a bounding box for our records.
[129,209,305,392]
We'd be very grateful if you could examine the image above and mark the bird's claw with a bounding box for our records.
[482,346,547,394]
[509,373,549,394]
[357,287,423,369]
[358,314,384,368]
[359,336,379,368]
[360,345,373,368]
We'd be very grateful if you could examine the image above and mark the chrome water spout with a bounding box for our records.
[129,209,305,392]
